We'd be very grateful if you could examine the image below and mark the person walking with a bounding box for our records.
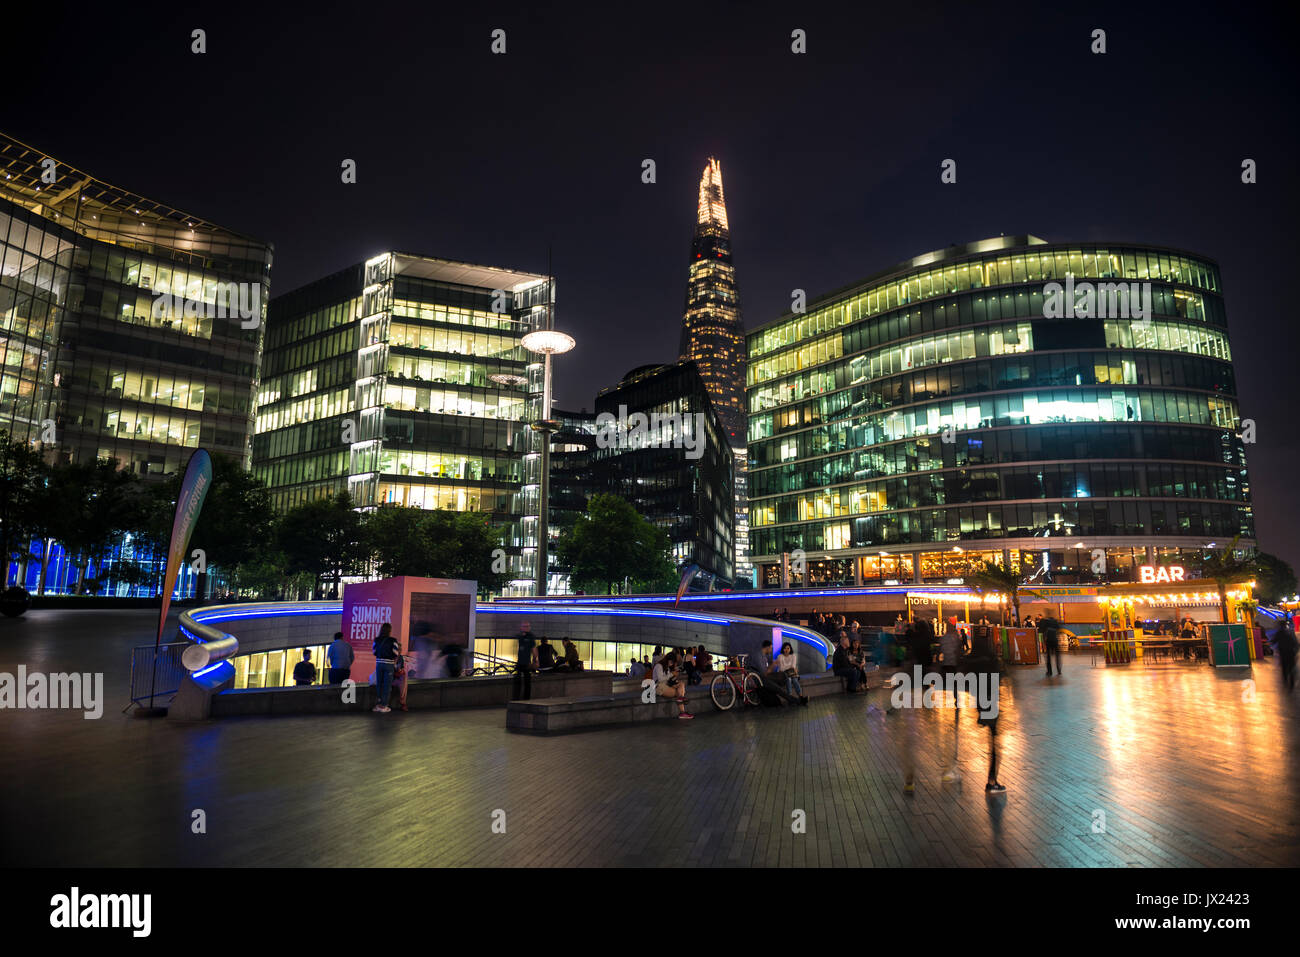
[1274,618,1298,692]
[392,647,409,711]
[372,623,401,713]
[963,629,1005,792]
[326,631,354,684]
[1038,613,1063,677]
[513,620,538,700]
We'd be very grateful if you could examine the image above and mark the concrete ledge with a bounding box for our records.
[508,669,885,734]
[210,670,613,717]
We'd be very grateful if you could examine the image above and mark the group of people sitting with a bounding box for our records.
[535,636,585,673]
[628,645,714,684]
[830,634,875,692]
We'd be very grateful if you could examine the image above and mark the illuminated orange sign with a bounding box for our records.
[1139,565,1185,583]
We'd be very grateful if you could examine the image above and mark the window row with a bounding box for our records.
[749,423,1246,495]
[750,462,1250,528]
[750,246,1221,358]
[750,500,1253,555]
[751,350,1236,439]
[750,288,1222,387]
[751,389,1239,465]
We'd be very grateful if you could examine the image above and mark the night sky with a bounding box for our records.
[8,1,1298,568]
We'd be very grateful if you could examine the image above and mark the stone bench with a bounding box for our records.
[209,670,612,717]
[506,668,885,734]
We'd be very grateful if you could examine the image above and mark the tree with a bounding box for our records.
[1189,535,1260,624]
[1253,552,1298,605]
[277,491,366,596]
[142,454,275,600]
[0,430,46,587]
[966,558,1024,626]
[557,493,676,595]
[232,550,311,599]
[36,460,143,593]
[364,507,507,596]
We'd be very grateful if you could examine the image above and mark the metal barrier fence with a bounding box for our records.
[126,642,190,710]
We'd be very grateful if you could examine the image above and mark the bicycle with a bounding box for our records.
[710,654,763,710]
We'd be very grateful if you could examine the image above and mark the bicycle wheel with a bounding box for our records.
[710,673,737,710]
[741,672,763,707]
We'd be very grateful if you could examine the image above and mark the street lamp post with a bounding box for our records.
[521,329,575,596]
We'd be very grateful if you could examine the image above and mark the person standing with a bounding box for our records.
[513,621,538,700]
[292,649,317,686]
[372,623,401,713]
[326,631,354,684]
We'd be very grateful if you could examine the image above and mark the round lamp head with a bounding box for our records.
[521,330,576,356]
[488,373,528,387]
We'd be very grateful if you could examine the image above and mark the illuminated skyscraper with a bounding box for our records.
[680,158,745,445]
[679,158,750,583]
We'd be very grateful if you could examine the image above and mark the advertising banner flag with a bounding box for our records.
[676,564,701,605]
[156,449,213,646]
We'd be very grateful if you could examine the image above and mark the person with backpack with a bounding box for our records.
[372,623,401,713]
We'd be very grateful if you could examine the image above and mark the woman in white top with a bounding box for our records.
[651,651,693,719]
[776,642,803,697]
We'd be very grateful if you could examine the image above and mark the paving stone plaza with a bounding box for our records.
[3,609,1297,868]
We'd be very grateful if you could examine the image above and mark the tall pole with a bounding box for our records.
[537,351,553,597]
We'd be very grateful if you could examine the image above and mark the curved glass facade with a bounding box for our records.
[745,236,1253,586]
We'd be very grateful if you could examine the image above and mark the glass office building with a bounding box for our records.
[0,131,271,593]
[253,252,554,593]
[746,236,1253,588]
[592,360,735,587]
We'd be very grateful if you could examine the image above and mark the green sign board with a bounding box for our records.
[1207,623,1249,667]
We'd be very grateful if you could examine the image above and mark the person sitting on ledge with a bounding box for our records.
[554,638,582,672]
[536,637,558,672]
[652,651,693,719]
[833,636,861,693]
[750,638,807,705]
[777,642,805,699]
